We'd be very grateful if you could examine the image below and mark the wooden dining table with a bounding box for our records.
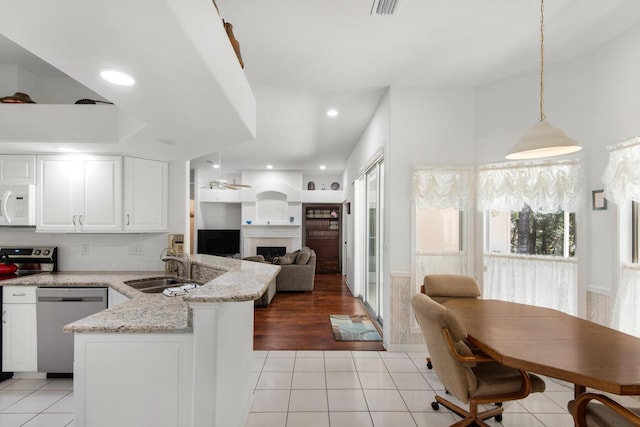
[443,299,640,398]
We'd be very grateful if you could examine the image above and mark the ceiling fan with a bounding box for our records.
[203,152,251,190]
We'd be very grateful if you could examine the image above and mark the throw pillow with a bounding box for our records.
[274,253,295,265]
[295,250,311,265]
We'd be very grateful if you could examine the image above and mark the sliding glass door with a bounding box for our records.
[360,159,384,323]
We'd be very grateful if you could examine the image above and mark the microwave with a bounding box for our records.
[0,184,36,226]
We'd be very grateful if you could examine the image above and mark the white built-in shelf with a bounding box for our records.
[302,189,345,203]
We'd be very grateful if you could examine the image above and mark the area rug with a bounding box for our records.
[329,315,382,341]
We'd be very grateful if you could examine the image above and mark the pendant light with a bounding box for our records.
[505,0,582,160]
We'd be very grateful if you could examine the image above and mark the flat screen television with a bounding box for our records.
[197,229,240,257]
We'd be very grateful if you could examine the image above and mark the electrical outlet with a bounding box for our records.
[128,243,145,256]
[81,244,89,256]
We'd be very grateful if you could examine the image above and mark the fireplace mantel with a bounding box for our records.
[241,224,302,257]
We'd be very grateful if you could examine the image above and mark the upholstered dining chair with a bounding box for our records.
[411,293,546,426]
[421,274,481,369]
[569,392,640,426]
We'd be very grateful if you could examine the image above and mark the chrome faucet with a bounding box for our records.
[160,248,192,280]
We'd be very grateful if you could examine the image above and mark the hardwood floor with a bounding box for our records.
[253,274,385,351]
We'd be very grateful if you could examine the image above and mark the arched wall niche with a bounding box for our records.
[255,191,287,222]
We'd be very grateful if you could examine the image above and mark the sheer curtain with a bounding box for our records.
[477,159,584,214]
[602,137,640,204]
[484,254,577,315]
[611,265,640,337]
[478,159,583,314]
[603,137,640,336]
[413,165,474,210]
[412,166,473,282]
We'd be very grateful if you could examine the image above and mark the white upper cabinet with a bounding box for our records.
[0,155,36,185]
[37,155,122,232]
[123,157,168,232]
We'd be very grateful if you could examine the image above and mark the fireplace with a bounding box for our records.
[256,246,286,262]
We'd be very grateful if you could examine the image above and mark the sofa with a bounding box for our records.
[273,247,316,292]
[242,255,277,307]
[242,248,316,305]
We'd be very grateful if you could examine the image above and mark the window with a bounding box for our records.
[411,166,472,284]
[416,207,461,252]
[488,204,575,257]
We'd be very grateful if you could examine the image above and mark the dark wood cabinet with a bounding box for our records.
[303,204,341,274]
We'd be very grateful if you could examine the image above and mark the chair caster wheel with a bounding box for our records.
[427,361,433,369]
[495,402,503,407]
[431,401,439,410]
[495,414,503,422]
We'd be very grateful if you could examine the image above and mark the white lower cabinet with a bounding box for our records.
[2,287,37,372]
[74,333,194,427]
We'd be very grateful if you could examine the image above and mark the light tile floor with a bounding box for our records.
[247,350,578,427]
[0,377,73,427]
[2,351,638,427]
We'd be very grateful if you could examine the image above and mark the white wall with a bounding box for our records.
[343,90,391,291]
[200,203,241,229]
[387,86,476,272]
[343,86,476,347]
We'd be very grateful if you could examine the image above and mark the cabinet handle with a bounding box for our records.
[72,215,77,226]
[79,215,84,226]
[12,293,26,297]
[126,214,130,226]
[2,310,6,324]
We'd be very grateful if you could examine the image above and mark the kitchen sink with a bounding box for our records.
[125,278,195,293]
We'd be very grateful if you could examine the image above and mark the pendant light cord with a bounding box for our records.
[539,0,546,122]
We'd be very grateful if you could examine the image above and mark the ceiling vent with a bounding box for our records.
[371,0,399,15]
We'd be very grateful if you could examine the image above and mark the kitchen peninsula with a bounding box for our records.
[2,254,280,427]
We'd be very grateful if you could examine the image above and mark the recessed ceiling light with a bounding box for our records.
[100,69,135,86]
[319,165,327,170]
[212,163,220,169]
[266,164,273,169]
[326,109,338,117]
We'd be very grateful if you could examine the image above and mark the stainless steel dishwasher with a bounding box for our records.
[36,287,108,374]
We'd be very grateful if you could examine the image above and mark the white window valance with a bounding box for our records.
[477,159,584,213]
[412,166,474,210]
[602,137,640,204]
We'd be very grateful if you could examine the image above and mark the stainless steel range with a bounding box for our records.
[0,246,57,382]
[0,246,57,279]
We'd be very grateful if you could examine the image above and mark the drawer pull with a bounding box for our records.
[12,293,26,297]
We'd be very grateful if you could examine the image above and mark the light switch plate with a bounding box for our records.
[128,243,144,256]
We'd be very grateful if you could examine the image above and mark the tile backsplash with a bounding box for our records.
[0,228,167,271]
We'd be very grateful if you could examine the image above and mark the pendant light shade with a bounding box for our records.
[505,0,582,160]
[506,120,582,160]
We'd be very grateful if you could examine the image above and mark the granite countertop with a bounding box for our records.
[0,255,280,334]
